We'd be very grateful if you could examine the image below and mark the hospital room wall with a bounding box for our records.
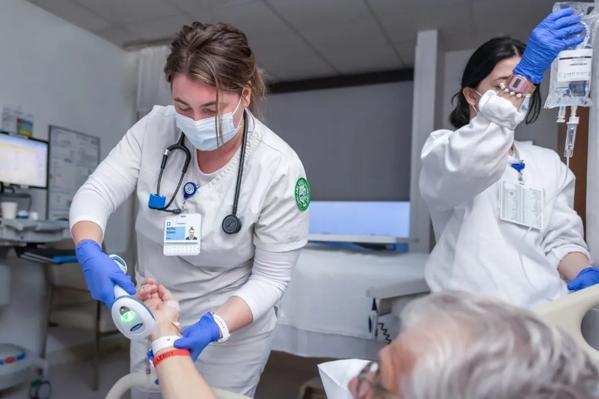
[263,81,414,201]
[0,0,137,354]
[441,48,558,152]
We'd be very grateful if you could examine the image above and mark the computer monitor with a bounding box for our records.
[309,201,410,244]
[0,132,48,189]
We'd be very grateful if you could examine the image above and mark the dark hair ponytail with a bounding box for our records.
[449,36,542,129]
[449,91,473,130]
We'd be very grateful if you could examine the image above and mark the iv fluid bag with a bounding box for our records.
[545,2,599,109]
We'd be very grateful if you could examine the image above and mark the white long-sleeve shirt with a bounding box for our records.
[70,105,310,324]
[420,91,589,308]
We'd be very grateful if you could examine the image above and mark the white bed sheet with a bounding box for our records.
[272,246,427,358]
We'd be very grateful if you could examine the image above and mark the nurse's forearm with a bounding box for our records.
[155,348,216,399]
[558,252,592,280]
[214,296,253,333]
[71,221,103,245]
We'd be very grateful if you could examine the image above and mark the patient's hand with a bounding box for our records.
[139,278,180,340]
[138,278,170,307]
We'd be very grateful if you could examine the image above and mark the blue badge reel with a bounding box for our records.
[183,182,197,199]
[163,213,202,256]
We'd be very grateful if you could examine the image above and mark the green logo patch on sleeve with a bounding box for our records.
[294,177,311,211]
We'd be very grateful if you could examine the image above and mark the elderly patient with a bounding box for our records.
[139,281,599,399]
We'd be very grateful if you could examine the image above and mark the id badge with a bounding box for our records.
[163,213,201,256]
[499,181,544,230]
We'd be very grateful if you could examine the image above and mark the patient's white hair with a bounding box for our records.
[398,292,599,399]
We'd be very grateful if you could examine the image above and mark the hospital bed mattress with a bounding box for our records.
[272,246,427,359]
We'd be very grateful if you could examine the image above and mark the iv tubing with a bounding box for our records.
[565,105,580,167]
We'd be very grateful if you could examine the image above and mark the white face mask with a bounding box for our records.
[472,89,528,122]
[471,89,483,114]
[175,97,243,151]
[318,359,370,399]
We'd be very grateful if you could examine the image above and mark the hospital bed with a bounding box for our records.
[366,269,599,362]
[273,245,429,360]
[536,284,599,361]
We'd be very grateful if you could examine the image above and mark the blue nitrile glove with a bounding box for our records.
[174,313,221,361]
[567,266,599,291]
[513,8,585,84]
[75,239,136,307]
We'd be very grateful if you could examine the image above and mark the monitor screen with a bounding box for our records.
[309,201,410,238]
[0,132,48,188]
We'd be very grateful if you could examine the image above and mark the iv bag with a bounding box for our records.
[545,2,599,109]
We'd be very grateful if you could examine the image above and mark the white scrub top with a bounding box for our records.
[70,105,309,323]
[420,91,589,309]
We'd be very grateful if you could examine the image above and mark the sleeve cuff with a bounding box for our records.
[231,292,261,321]
[68,214,107,236]
[547,245,591,269]
[477,90,525,130]
[253,238,308,253]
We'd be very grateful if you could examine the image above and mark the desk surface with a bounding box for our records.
[0,219,69,246]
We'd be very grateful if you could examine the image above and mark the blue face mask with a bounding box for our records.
[175,98,243,151]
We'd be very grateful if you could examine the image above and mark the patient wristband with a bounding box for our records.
[151,335,180,355]
[211,312,231,343]
[151,348,190,368]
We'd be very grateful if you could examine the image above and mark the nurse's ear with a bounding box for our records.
[462,87,479,109]
[241,86,252,108]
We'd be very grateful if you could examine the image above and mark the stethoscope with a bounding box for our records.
[148,111,248,235]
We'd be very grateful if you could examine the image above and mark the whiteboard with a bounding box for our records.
[47,125,100,220]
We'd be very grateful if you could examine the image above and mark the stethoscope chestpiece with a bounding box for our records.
[222,214,242,235]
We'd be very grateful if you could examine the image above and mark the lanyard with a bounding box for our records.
[510,145,525,184]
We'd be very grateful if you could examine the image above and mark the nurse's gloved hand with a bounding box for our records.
[514,8,585,84]
[567,266,599,291]
[75,239,136,307]
[174,313,221,361]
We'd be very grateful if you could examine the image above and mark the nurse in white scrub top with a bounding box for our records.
[69,22,310,397]
[420,10,599,309]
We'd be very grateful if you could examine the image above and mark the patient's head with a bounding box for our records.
[348,292,599,399]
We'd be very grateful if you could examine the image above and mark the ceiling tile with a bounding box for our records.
[251,31,337,81]
[127,13,193,41]
[266,0,371,31]
[365,0,467,16]
[205,1,292,37]
[93,26,138,47]
[165,0,256,16]
[472,0,556,43]
[368,0,473,39]
[322,45,401,74]
[33,0,112,32]
[298,18,402,71]
[74,0,180,25]
[393,40,416,67]
[28,0,560,79]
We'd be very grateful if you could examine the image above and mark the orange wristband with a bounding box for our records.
[151,349,190,368]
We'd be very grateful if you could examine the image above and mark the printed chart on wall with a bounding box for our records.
[48,125,100,220]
